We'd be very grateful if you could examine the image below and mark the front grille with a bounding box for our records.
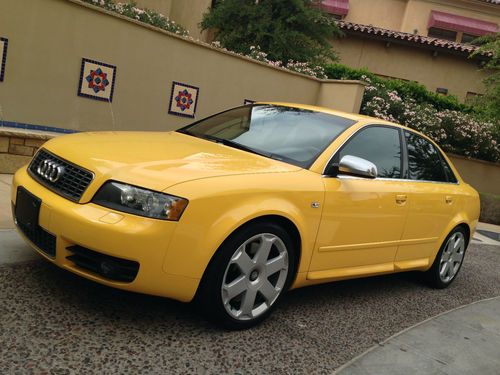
[66,245,140,283]
[29,149,94,202]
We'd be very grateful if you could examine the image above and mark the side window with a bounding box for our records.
[405,131,447,182]
[440,155,458,183]
[339,126,402,178]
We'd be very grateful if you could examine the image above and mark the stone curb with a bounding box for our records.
[333,295,500,374]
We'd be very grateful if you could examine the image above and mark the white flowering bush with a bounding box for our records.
[83,0,189,36]
[243,46,326,79]
[362,78,500,162]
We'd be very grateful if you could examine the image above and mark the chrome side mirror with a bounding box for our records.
[338,155,377,179]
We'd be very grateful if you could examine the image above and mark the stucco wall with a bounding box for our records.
[345,0,408,31]
[333,35,488,100]
[135,0,211,40]
[0,0,364,133]
[449,155,500,195]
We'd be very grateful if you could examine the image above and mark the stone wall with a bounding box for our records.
[0,129,57,173]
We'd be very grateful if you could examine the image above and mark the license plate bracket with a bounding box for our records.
[15,187,41,230]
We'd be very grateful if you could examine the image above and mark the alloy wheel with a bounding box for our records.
[439,231,465,283]
[221,233,289,321]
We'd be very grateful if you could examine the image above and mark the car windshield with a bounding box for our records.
[177,105,356,168]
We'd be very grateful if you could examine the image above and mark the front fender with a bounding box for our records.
[162,171,324,280]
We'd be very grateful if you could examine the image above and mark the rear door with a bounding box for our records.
[394,130,460,269]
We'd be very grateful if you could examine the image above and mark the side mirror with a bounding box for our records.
[338,155,377,179]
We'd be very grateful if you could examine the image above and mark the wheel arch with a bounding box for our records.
[428,218,472,268]
[197,214,303,290]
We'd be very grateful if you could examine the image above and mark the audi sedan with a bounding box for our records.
[11,103,479,329]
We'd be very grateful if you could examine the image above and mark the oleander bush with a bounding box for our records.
[324,64,500,162]
[324,64,469,112]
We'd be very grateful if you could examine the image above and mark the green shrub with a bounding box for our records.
[323,64,470,112]
[323,63,500,162]
[479,193,500,225]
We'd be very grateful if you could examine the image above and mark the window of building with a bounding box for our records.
[427,11,498,44]
[460,33,478,44]
[339,126,402,179]
[428,27,457,42]
[405,131,448,182]
[436,87,448,96]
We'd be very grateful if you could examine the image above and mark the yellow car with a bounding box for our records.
[11,103,479,329]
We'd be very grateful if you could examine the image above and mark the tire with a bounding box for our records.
[196,221,297,330]
[424,226,468,289]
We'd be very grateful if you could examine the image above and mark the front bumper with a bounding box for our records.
[12,167,200,302]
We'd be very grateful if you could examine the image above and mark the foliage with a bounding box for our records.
[82,0,328,78]
[360,76,499,162]
[243,45,327,78]
[324,64,470,112]
[201,0,341,66]
[82,0,189,36]
[469,33,500,127]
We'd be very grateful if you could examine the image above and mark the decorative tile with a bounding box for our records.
[168,81,199,118]
[244,99,255,105]
[0,37,8,82]
[77,58,117,102]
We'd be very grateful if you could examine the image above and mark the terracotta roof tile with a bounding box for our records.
[336,21,492,57]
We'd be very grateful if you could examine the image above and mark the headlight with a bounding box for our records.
[92,181,188,221]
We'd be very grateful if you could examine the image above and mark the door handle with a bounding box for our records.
[445,196,453,204]
[395,194,407,205]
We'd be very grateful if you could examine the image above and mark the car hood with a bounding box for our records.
[43,131,301,193]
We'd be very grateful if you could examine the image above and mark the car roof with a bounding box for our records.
[258,101,401,126]
[257,101,431,139]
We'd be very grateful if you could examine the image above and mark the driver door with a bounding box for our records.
[308,125,411,280]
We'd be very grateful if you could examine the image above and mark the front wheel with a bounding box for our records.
[424,227,468,289]
[196,222,296,330]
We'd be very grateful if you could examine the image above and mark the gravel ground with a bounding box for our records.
[0,243,499,375]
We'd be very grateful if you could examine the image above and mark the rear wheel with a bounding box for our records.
[197,222,296,330]
[425,227,468,289]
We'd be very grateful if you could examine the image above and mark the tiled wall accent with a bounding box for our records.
[168,81,200,118]
[78,58,117,102]
[0,37,7,82]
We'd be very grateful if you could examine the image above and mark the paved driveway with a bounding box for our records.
[1,240,499,375]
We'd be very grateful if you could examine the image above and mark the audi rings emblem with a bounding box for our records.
[37,159,65,182]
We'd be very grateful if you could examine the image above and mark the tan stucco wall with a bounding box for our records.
[317,80,366,114]
[134,0,210,40]
[344,0,408,31]
[0,0,364,133]
[449,155,500,195]
[134,0,173,17]
[343,0,500,35]
[333,36,488,100]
